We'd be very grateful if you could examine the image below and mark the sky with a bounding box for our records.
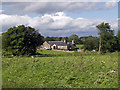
[0,1,118,37]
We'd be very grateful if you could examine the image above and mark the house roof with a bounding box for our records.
[45,41,79,49]
[47,41,67,46]
[67,42,72,46]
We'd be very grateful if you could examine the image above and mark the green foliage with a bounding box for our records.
[44,35,82,44]
[69,34,79,40]
[116,30,120,51]
[96,22,116,53]
[2,25,44,56]
[2,32,10,51]
[76,44,84,49]
[44,36,56,41]
[68,34,81,44]
[78,36,99,51]
[2,50,118,88]
[71,45,76,51]
[82,36,99,51]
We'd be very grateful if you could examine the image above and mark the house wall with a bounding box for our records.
[42,41,51,49]
[51,44,57,49]
[58,46,67,49]
[42,41,68,50]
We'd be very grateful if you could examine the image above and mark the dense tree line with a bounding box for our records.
[2,23,120,56]
[43,22,120,53]
[44,34,83,44]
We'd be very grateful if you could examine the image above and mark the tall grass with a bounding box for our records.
[2,50,118,88]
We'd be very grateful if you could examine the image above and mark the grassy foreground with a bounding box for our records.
[2,50,118,88]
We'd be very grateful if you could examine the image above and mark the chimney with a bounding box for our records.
[72,40,74,44]
[64,39,66,43]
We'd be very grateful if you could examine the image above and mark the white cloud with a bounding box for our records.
[0,12,118,37]
[0,10,4,14]
[1,14,31,31]
[101,2,117,9]
[2,0,118,2]
[24,2,99,14]
[3,2,99,15]
[2,2,117,15]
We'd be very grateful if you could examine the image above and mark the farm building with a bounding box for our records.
[41,40,79,50]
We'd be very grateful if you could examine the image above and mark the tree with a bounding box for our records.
[115,30,120,51]
[2,32,10,50]
[2,25,44,56]
[82,36,99,51]
[45,36,55,41]
[96,22,115,53]
[69,34,80,44]
[80,36,91,44]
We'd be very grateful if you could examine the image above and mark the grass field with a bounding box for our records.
[2,50,118,88]
[76,44,84,49]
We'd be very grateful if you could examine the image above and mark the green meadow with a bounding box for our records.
[2,50,118,88]
[76,44,84,49]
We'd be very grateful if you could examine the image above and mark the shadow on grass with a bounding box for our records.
[33,53,74,57]
[32,52,98,57]
[2,53,70,58]
[2,52,100,58]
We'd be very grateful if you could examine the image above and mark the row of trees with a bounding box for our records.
[44,34,82,44]
[2,22,120,56]
[44,22,120,53]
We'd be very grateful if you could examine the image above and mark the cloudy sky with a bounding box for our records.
[0,1,118,37]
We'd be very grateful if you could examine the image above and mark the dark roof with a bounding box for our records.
[48,41,67,46]
[67,42,72,45]
[67,42,79,49]
[67,42,72,46]
[46,41,79,49]
[74,46,79,49]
